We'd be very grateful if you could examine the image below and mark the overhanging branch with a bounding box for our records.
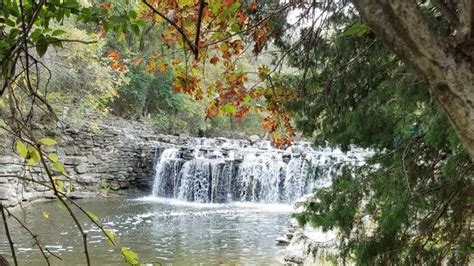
[142,0,198,58]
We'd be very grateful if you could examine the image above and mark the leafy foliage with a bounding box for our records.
[282,5,473,264]
[101,0,299,146]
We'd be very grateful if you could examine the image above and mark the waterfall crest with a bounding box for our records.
[151,138,371,203]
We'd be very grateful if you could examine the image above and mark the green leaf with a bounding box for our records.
[210,0,221,16]
[56,198,66,209]
[30,29,43,41]
[36,36,49,57]
[48,153,59,162]
[128,10,137,19]
[178,0,194,6]
[27,159,37,166]
[53,161,67,175]
[222,103,237,115]
[222,2,240,18]
[55,179,64,192]
[66,182,73,193]
[344,23,369,37]
[243,94,252,105]
[120,247,139,265]
[136,19,146,28]
[28,146,41,163]
[104,229,117,246]
[39,138,57,146]
[131,24,140,36]
[15,140,28,158]
[52,29,66,36]
[86,210,99,223]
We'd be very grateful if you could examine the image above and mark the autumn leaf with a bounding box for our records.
[100,2,112,11]
[145,59,156,72]
[248,1,257,11]
[134,57,144,66]
[161,33,174,46]
[210,56,219,65]
[158,61,168,73]
[237,11,246,24]
[172,58,180,66]
[107,50,120,60]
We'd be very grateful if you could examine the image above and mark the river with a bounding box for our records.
[1,139,371,265]
[0,196,291,265]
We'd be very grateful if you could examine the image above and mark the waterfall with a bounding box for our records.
[151,138,371,204]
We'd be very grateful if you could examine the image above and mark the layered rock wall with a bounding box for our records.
[0,123,185,206]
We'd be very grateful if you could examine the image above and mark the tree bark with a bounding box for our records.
[351,0,474,161]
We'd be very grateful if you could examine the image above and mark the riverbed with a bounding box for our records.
[0,196,292,265]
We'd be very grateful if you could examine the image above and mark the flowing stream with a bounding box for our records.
[0,198,292,265]
[0,138,372,265]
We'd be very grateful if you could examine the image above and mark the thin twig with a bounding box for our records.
[3,208,51,265]
[36,145,91,266]
[1,202,18,266]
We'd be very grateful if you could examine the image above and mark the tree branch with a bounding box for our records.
[3,208,51,265]
[1,202,18,266]
[142,0,198,57]
[194,0,206,59]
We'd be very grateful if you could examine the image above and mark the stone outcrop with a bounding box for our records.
[279,195,340,265]
[0,122,188,207]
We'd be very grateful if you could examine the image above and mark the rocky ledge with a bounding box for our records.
[0,122,197,207]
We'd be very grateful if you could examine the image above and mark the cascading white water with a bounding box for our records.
[151,138,372,203]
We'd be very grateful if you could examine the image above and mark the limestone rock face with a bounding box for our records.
[0,122,192,207]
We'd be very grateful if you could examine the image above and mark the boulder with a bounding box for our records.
[109,180,121,191]
[248,135,260,143]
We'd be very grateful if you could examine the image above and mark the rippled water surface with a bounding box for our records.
[0,196,291,265]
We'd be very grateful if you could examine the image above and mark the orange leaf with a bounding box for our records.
[237,12,246,24]
[210,56,219,65]
[134,57,144,66]
[107,50,120,60]
[172,59,180,66]
[100,2,112,10]
[145,60,156,72]
[158,61,168,73]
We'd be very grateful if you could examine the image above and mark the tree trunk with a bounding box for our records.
[351,0,474,161]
